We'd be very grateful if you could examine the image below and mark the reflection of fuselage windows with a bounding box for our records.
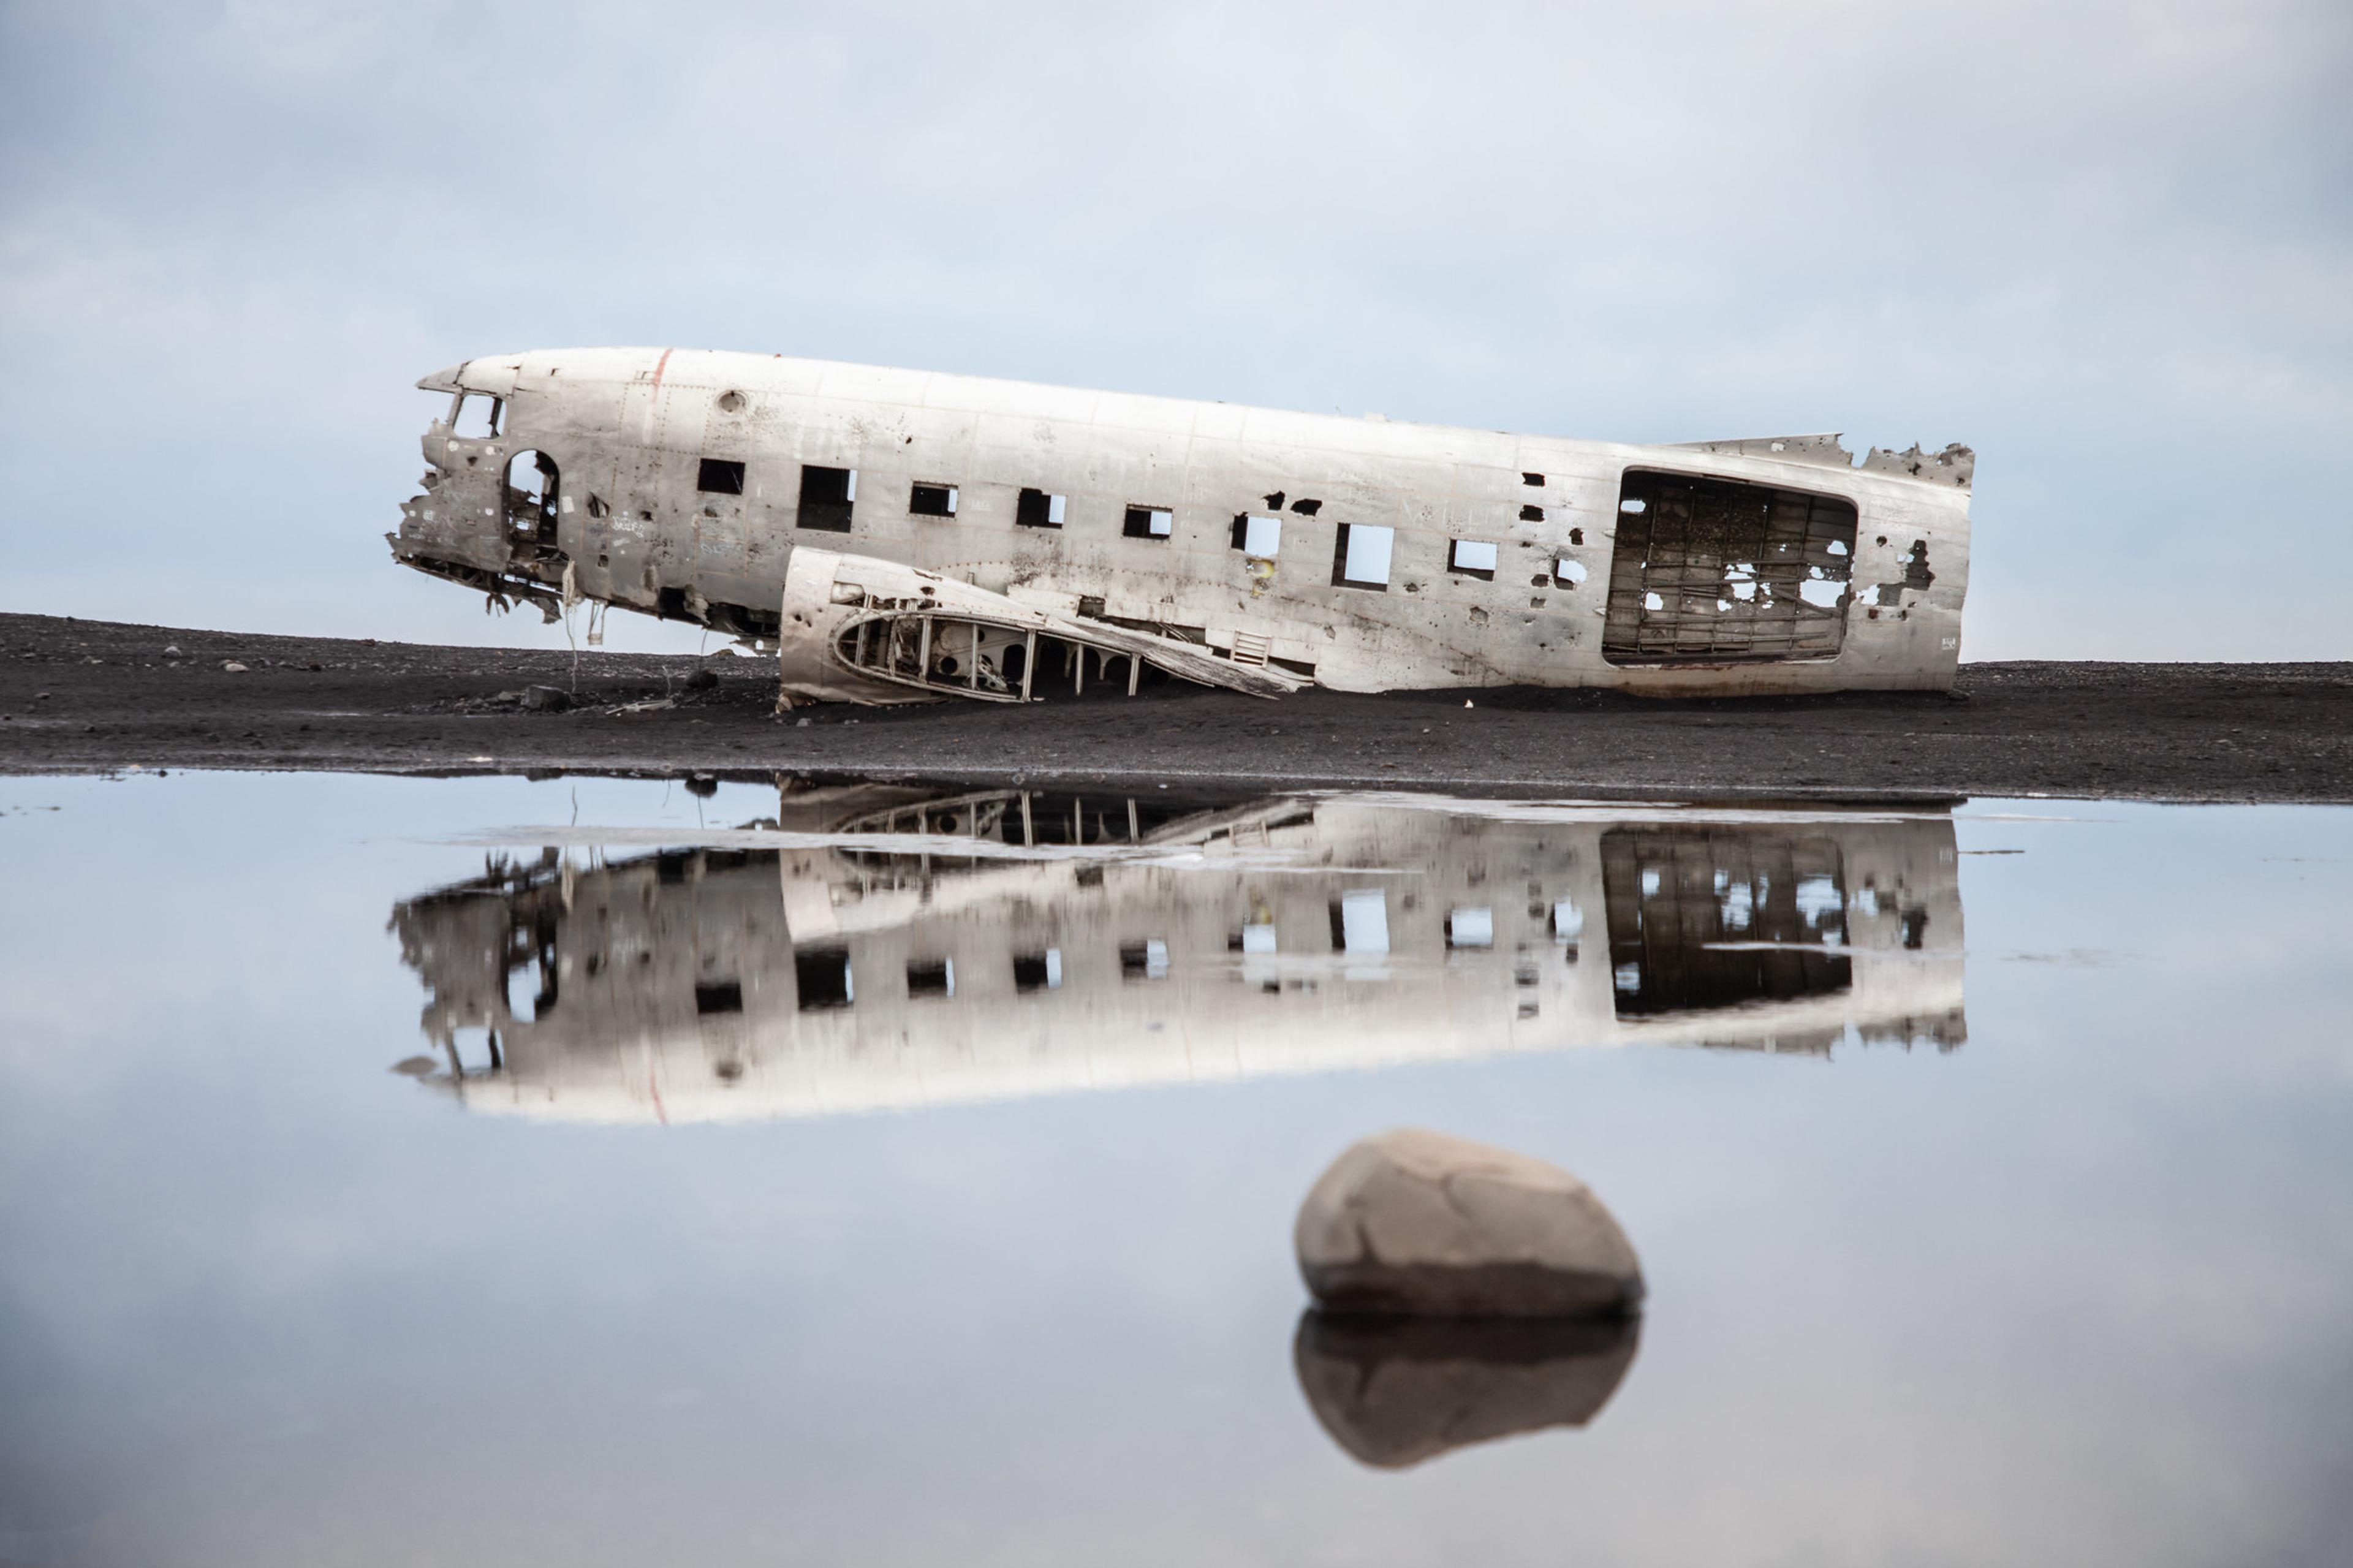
[1120,941,1170,979]
[1329,892,1390,954]
[1601,827,1852,1015]
[1013,949,1063,992]
[795,948,854,1010]
[1445,907,1493,948]
[1233,922,1278,954]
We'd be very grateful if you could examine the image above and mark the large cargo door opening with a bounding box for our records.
[1602,827,1853,1016]
[1602,469,1856,665]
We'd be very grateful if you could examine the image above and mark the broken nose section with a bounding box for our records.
[415,358,521,398]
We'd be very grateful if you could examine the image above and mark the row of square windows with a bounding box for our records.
[773,893,1586,1012]
[695,459,1585,589]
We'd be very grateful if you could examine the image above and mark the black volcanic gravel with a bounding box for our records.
[2,612,2347,803]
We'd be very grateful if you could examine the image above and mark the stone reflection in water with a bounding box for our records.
[1293,1311,1642,1470]
[389,786,1966,1122]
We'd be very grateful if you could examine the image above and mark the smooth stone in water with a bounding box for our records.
[1295,1127,1644,1317]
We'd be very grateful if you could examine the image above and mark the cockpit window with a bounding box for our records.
[450,393,502,439]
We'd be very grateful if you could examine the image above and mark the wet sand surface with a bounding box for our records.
[2,612,2347,801]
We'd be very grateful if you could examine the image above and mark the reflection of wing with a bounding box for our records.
[390,791,1968,1123]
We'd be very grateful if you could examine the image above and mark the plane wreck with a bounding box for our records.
[389,787,1966,1124]
[392,349,1972,702]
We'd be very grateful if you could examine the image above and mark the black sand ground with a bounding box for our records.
[2,612,2347,802]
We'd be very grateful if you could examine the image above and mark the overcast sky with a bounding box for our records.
[2,0,2346,658]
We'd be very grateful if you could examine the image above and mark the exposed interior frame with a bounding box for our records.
[1601,468,1858,666]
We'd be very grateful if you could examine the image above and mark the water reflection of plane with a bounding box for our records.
[390,788,1966,1123]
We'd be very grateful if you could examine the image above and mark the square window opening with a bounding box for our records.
[1015,488,1067,528]
[909,482,959,518]
[1331,522,1395,590]
[450,394,502,439]
[697,458,746,496]
[1447,907,1495,949]
[794,947,854,1010]
[797,466,857,532]
[1013,949,1064,991]
[1231,922,1278,954]
[1231,513,1283,556]
[1449,539,1499,580]
[1124,505,1174,540]
[1521,472,1545,487]
[1120,939,1171,980]
[694,980,743,1015]
[1328,890,1391,955]
[906,958,953,997]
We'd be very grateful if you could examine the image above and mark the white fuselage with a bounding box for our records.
[393,789,1968,1124]
[393,348,1973,697]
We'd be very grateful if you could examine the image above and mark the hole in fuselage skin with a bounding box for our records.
[503,450,558,546]
[1015,488,1066,528]
[1330,523,1394,590]
[795,949,852,1010]
[1606,469,1858,666]
[451,394,502,439]
[797,465,856,532]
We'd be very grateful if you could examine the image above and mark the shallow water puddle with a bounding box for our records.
[1,773,2348,1565]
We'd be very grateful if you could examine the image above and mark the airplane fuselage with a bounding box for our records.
[392,348,1973,700]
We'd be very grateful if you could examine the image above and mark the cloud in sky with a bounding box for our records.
[1,0,2347,657]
